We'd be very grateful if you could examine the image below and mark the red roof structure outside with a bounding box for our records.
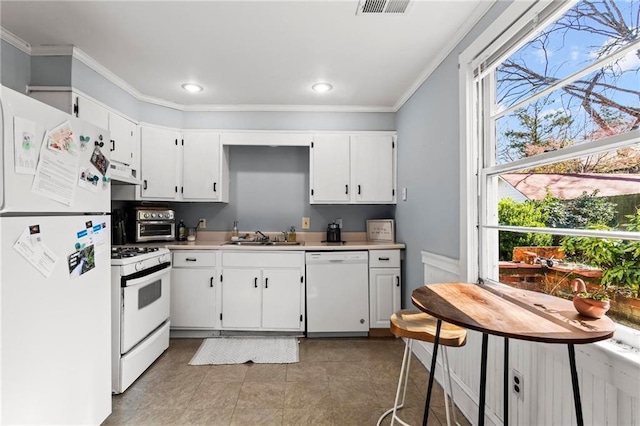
[501,173,640,200]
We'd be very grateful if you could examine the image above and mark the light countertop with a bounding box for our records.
[127,231,404,251]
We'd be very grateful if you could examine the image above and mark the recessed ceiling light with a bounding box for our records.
[181,83,203,93]
[312,82,333,93]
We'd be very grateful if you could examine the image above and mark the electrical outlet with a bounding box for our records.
[198,218,206,229]
[512,369,524,400]
[302,217,310,230]
[336,218,342,228]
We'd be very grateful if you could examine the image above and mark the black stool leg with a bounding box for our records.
[478,333,489,426]
[568,344,584,426]
[504,337,509,426]
[422,319,442,426]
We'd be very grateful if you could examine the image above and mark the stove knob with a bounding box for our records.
[151,213,156,218]
[143,213,149,219]
[135,262,144,271]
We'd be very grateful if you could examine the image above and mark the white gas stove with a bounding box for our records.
[110,246,171,393]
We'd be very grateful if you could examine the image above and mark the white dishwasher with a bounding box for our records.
[305,251,369,337]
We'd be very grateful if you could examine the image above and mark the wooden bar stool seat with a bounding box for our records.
[378,309,467,426]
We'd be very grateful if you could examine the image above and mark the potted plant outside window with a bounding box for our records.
[572,278,610,319]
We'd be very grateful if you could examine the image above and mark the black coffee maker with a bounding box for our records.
[112,209,128,245]
[326,222,341,243]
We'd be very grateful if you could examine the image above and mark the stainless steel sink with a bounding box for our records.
[223,241,303,246]
[223,241,268,246]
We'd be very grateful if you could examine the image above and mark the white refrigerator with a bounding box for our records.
[0,86,112,424]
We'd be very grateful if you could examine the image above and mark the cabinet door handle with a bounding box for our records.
[210,277,214,287]
[265,278,269,289]
[357,185,361,195]
[143,180,148,190]
[254,277,258,288]
[396,276,400,287]
[110,139,115,152]
[186,258,197,262]
[345,184,349,194]
[378,257,390,261]
[213,182,217,192]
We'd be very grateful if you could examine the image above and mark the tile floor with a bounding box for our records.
[103,337,471,426]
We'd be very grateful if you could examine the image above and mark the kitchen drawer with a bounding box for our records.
[173,251,216,268]
[222,251,303,268]
[369,250,400,268]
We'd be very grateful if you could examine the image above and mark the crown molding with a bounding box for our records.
[393,0,496,111]
[30,44,74,56]
[180,104,396,113]
[0,28,31,54]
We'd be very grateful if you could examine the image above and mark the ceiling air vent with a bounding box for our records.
[356,0,413,15]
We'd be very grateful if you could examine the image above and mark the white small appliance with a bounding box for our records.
[111,246,171,393]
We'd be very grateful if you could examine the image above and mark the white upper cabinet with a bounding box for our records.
[351,135,395,203]
[310,134,351,203]
[139,126,180,199]
[181,132,225,201]
[310,134,396,204]
[138,129,229,202]
[108,113,138,166]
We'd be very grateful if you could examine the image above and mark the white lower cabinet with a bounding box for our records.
[170,251,217,329]
[220,251,305,332]
[369,250,401,328]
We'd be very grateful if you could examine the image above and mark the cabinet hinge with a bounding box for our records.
[220,313,223,320]
[300,314,303,322]
[311,142,314,148]
[220,274,223,282]
[300,276,303,283]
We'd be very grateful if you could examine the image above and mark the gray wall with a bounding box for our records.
[172,145,394,232]
[1,40,30,93]
[30,55,72,86]
[395,1,511,308]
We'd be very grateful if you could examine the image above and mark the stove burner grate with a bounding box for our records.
[111,247,160,259]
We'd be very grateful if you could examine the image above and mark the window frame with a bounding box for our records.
[459,0,640,349]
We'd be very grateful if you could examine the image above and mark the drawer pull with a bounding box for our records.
[378,257,390,261]
[186,258,197,262]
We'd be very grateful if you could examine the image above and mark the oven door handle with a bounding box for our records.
[138,221,174,225]
[123,264,171,288]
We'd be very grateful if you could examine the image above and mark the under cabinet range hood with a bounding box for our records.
[109,161,141,185]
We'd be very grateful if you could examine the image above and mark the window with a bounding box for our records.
[471,0,640,331]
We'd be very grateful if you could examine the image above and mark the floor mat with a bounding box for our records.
[188,336,299,365]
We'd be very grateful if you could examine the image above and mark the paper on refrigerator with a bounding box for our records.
[13,227,59,278]
[13,116,38,174]
[31,122,79,206]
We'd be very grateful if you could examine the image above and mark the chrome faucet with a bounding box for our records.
[255,230,269,242]
[281,231,288,242]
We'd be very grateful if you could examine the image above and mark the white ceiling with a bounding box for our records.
[1,1,492,111]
